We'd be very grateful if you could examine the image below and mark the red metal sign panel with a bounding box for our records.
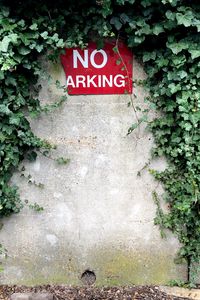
[61,40,133,95]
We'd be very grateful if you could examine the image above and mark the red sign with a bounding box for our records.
[60,40,133,95]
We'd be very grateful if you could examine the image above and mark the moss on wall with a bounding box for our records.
[2,247,187,286]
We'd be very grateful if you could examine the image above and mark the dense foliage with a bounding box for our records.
[0,0,199,282]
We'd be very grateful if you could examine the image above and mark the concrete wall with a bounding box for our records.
[0,57,187,285]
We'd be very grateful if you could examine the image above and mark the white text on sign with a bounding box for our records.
[68,49,125,88]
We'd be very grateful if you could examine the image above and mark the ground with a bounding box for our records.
[0,285,193,300]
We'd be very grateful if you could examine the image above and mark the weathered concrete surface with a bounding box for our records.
[0,57,187,285]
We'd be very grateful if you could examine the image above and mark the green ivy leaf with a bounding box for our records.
[29,23,38,30]
[166,10,176,21]
[110,17,122,30]
[0,105,11,115]
[184,122,192,131]
[9,114,22,126]
[40,31,48,39]
[18,46,31,55]
[176,11,193,27]
[152,24,164,35]
[0,36,11,52]
[56,157,70,165]
[189,50,200,59]
[35,44,44,52]
[27,151,37,162]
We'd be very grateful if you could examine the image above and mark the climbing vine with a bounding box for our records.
[0,0,200,283]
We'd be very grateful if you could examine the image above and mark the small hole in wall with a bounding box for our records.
[81,270,96,285]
